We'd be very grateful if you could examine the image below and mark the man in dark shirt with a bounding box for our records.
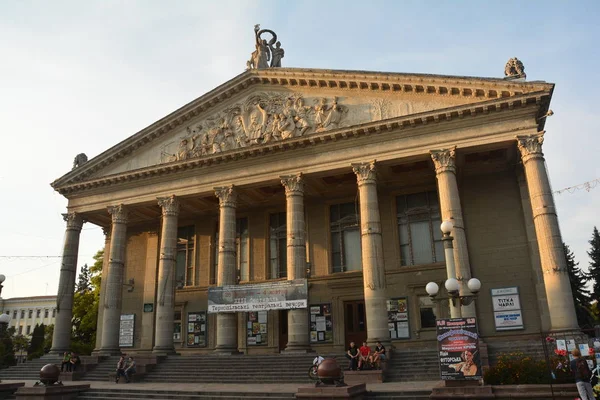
[570,349,594,400]
[372,341,386,369]
[345,342,359,371]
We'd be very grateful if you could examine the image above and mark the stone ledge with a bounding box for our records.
[16,383,90,400]
[343,370,384,384]
[296,383,367,399]
[430,382,580,399]
[0,382,25,397]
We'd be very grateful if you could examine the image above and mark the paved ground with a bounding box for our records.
[1,379,439,393]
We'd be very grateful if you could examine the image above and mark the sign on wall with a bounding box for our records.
[187,311,207,347]
[387,298,410,339]
[208,279,307,313]
[491,287,524,331]
[119,314,135,347]
[310,304,333,343]
[436,318,482,381]
[247,311,268,346]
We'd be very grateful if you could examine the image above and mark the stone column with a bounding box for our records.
[516,133,578,331]
[153,195,180,354]
[352,161,390,347]
[281,173,310,352]
[214,186,239,353]
[99,204,128,354]
[50,212,84,354]
[430,147,475,317]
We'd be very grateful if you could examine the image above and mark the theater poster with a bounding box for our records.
[436,318,482,380]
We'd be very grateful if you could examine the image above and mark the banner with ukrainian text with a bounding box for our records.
[436,317,482,380]
[207,279,308,313]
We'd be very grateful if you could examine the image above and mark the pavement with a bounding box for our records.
[1,379,439,393]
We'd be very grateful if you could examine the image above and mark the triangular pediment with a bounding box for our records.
[52,67,553,193]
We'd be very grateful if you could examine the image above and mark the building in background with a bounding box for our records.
[0,295,57,336]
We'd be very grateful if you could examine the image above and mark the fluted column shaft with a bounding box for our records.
[281,174,310,352]
[430,148,475,317]
[99,205,128,354]
[214,186,238,353]
[352,162,390,347]
[50,212,84,354]
[153,196,180,353]
[516,133,578,330]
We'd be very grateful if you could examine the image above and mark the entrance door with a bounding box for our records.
[344,300,367,346]
[279,310,288,351]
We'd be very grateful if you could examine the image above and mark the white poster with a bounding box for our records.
[493,311,524,330]
[492,287,524,331]
[119,314,135,347]
[556,339,566,351]
[567,339,576,351]
[492,295,521,312]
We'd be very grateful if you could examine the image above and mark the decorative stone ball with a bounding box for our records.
[317,358,341,385]
[39,364,60,385]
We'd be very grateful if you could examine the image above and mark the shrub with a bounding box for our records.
[485,352,549,385]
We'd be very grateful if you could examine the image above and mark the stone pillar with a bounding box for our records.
[99,205,128,354]
[153,195,180,354]
[430,147,475,317]
[351,161,390,347]
[50,212,84,354]
[214,186,239,353]
[281,173,310,352]
[93,228,111,352]
[516,133,578,331]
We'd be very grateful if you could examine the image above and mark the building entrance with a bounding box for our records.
[279,310,288,351]
[344,300,367,346]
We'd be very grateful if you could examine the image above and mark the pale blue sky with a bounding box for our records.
[0,1,598,298]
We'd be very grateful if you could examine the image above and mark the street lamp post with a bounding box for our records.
[425,220,482,318]
[0,274,5,297]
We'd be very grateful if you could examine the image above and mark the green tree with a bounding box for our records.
[70,249,103,355]
[564,243,595,328]
[76,263,91,293]
[43,324,54,353]
[27,324,45,360]
[12,334,29,363]
[590,227,600,303]
[0,330,16,368]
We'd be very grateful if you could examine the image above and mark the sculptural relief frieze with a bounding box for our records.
[162,92,348,163]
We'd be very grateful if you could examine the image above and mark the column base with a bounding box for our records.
[213,346,242,355]
[95,347,124,356]
[283,342,313,353]
[152,346,177,355]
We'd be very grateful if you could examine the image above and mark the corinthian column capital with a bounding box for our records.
[352,161,377,185]
[516,132,545,163]
[158,195,180,217]
[62,212,84,231]
[107,204,128,224]
[215,185,237,208]
[280,173,304,196]
[430,147,456,174]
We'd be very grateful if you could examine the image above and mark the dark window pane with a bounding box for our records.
[406,192,428,209]
[358,303,366,332]
[345,304,354,331]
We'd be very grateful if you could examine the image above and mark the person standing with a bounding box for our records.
[115,356,126,384]
[570,349,594,400]
[346,342,359,371]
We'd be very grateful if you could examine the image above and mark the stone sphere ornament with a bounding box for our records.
[317,358,342,385]
[39,364,61,386]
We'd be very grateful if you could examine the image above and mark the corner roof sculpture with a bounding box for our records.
[246,24,284,70]
[504,57,526,79]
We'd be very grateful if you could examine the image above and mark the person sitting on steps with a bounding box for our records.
[115,356,126,383]
[358,341,372,370]
[124,356,136,383]
[371,341,386,370]
[346,342,359,371]
[61,352,71,372]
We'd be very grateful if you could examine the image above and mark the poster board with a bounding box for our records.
[491,287,524,331]
[387,298,410,339]
[119,314,135,347]
[310,304,333,343]
[186,311,207,347]
[247,311,268,346]
[436,317,482,380]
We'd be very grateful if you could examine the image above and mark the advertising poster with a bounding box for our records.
[387,298,410,339]
[186,311,207,347]
[247,310,267,346]
[119,314,135,347]
[436,318,482,381]
[491,287,524,331]
[309,303,333,343]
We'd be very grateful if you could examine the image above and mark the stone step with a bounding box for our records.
[77,389,295,400]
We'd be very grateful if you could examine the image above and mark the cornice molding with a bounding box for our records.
[54,90,550,196]
[51,68,553,190]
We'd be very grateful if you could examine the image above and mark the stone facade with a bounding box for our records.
[50,66,576,355]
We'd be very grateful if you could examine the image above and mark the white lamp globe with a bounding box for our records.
[445,278,460,294]
[0,313,10,324]
[426,282,439,297]
[467,278,482,294]
[0,274,5,284]
[440,220,454,234]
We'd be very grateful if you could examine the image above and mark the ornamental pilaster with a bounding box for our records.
[351,161,377,186]
[281,173,304,196]
[430,147,457,174]
[215,185,237,208]
[62,212,84,232]
[158,195,180,217]
[108,204,129,224]
[516,132,545,164]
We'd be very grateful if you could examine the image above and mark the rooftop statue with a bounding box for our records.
[246,24,285,70]
[504,57,526,79]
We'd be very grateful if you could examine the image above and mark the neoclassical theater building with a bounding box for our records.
[50,33,576,356]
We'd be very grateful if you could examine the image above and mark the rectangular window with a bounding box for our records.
[13,310,17,319]
[175,225,195,288]
[44,309,49,318]
[28,310,32,318]
[52,309,56,317]
[18,326,23,335]
[26,325,31,335]
[237,218,250,281]
[269,212,287,279]
[36,310,41,318]
[396,191,444,266]
[330,202,362,273]
[21,310,25,319]
[419,296,437,329]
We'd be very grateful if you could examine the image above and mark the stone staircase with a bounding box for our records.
[385,348,440,382]
[0,354,62,381]
[80,356,122,381]
[77,388,296,400]
[142,354,316,384]
[366,391,431,400]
